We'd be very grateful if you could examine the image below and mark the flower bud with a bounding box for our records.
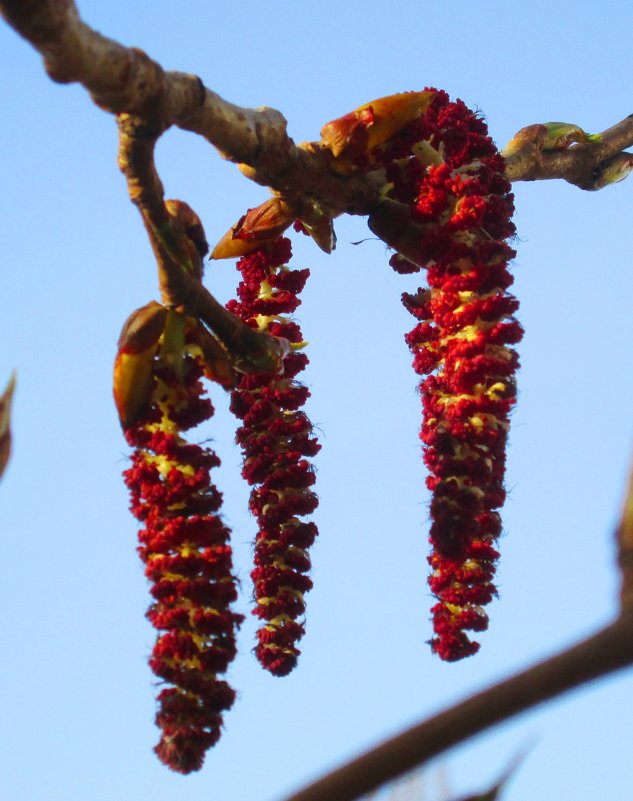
[113,301,167,429]
[211,198,295,260]
[591,151,633,189]
[368,199,429,267]
[321,90,435,162]
[502,121,600,156]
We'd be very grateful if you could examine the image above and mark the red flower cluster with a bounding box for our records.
[121,310,243,772]
[227,236,320,676]
[378,91,523,660]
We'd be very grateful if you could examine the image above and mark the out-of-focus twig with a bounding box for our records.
[0,372,16,480]
[617,456,633,609]
[279,613,633,801]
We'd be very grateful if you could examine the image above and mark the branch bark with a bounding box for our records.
[4,0,631,228]
[280,612,633,801]
[281,440,633,800]
[4,4,633,800]
[116,114,288,375]
[0,0,381,218]
[503,116,633,189]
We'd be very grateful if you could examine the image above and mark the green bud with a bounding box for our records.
[541,122,600,150]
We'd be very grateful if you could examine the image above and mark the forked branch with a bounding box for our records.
[2,0,632,211]
[4,3,633,798]
[116,114,288,375]
[0,0,380,218]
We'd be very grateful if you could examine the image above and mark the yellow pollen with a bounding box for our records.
[147,453,195,478]
[267,613,295,627]
[260,643,296,655]
[258,588,305,606]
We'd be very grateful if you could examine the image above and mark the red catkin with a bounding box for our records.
[373,90,523,660]
[228,237,320,676]
[122,315,242,772]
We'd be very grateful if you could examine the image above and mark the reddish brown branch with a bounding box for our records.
[5,5,633,799]
[0,372,15,481]
[279,612,633,801]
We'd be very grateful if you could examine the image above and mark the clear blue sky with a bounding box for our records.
[1,2,632,800]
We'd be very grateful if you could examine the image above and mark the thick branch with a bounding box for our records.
[0,0,380,217]
[0,0,277,155]
[5,0,632,205]
[280,613,633,801]
[503,116,633,189]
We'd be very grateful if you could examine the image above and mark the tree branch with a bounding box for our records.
[0,0,278,156]
[5,4,633,799]
[0,0,382,218]
[8,0,631,247]
[503,116,633,189]
[617,458,633,609]
[279,612,633,801]
[116,114,288,375]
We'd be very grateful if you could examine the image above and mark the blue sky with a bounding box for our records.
[1,2,632,800]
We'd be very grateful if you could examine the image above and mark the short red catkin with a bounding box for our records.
[121,308,243,772]
[227,236,320,676]
[378,91,523,660]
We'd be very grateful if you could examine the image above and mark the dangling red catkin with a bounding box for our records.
[374,90,523,660]
[119,306,243,771]
[227,236,321,676]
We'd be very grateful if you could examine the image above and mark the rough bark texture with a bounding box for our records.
[116,114,288,375]
[2,0,632,213]
[503,116,633,189]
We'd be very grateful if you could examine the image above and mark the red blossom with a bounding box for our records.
[119,309,242,772]
[228,237,320,676]
[374,90,523,660]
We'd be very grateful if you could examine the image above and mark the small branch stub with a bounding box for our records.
[617,456,633,610]
[0,372,16,481]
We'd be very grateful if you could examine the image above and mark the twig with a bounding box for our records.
[0,372,16,481]
[503,116,633,189]
[279,612,633,801]
[617,458,633,609]
[116,114,288,374]
[4,0,631,208]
